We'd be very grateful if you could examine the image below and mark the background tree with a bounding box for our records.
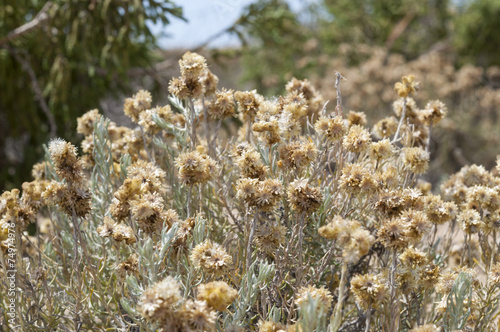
[0,0,183,190]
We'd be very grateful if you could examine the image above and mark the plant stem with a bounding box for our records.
[246,212,256,272]
[365,309,371,332]
[389,249,400,332]
[296,212,306,287]
[393,97,407,143]
[331,259,348,332]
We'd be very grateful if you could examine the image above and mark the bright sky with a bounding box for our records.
[156,0,316,49]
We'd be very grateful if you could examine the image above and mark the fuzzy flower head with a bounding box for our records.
[127,160,167,193]
[339,163,377,194]
[182,299,216,331]
[373,116,398,139]
[350,273,388,310]
[139,105,173,135]
[458,208,483,234]
[49,138,85,184]
[394,75,420,98]
[295,285,333,312]
[235,90,262,122]
[208,88,235,119]
[236,178,283,211]
[347,110,367,127]
[179,51,207,80]
[254,223,286,255]
[421,100,447,126]
[369,139,395,161]
[402,147,430,174]
[168,76,204,99]
[315,116,348,142]
[287,179,323,215]
[76,109,101,136]
[124,90,152,123]
[377,217,410,250]
[175,150,219,186]
[233,143,268,180]
[197,281,238,311]
[190,240,232,276]
[342,125,372,153]
[139,276,182,321]
[278,141,317,172]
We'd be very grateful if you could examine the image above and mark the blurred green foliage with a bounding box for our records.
[230,0,499,95]
[0,0,183,190]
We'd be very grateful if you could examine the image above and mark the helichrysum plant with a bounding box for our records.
[2,51,500,332]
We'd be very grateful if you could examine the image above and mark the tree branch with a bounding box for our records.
[0,2,53,47]
[7,46,57,138]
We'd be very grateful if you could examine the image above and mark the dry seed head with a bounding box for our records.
[235,90,262,122]
[350,273,388,310]
[401,209,431,244]
[116,253,139,278]
[168,76,204,99]
[369,139,395,161]
[295,285,333,311]
[340,163,377,194]
[233,143,268,180]
[287,178,323,215]
[314,116,348,142]
[175,150,218,186]
[399,247,428,270]
[280,91,308,119]
[139,276,182,323]
[77,109,101,136]
[421,100,447,126]
[252,118,281,146]
[182,299,216,331]
[343,124,372,153]
[179,51,207,79]
[127,160,166,193]
[457,208,483,234]
[48,138,85,184]
[401,147,429,174]
[394,75,420,98]
[277,111,301,139]
[32,161,49,181]
[278,140,318,171]
[124,90,152,123]
[423,195,456,225]
[254,223,286,255]
[190,239,232,276]
[172,217,196,248]
[373,116,398,139]
[200,69,219,96]
[258,320,286,332]
[112,223,137,245]
[343,227,375,263]
[138,105,173,135]
[393,97,419,119]
[346,110,367,127]
[197,281,238,311]
[377,217,410,250]
[208,88,235,119]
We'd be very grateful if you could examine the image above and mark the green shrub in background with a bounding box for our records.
[0,0,183,191]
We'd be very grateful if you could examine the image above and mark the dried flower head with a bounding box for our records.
[421,100,447,126]
[175,150,218,186]
[235,90,262,122]
[139,105,173,135]
[369,139,395,162]
[457,208,483,234]
[139,276,182,321]
[254,223,286,255]
[401,147,430,174]
[315,116,348,142]
[350,273,388,310]
[339,163,377,194]
[347,110,367,127]
[179,51,207,79]
[49,138,85,184]
[168,76,204,99]
[200,69,219,95]
[208,88,235,119]
[295,285,333,311]
[343,125,372,153]
[124,90,152,123]
[278,141,317,171]
[127,160,167,193]
[77,109,101,136]
[377,217,409,250]
[258,320,286,332]
[233,143,268,180]
[373,116,398,139]
[116,253,139,278]
[190,240,232,276]
[394,75,420,98]
[182,299,216,331]
[197,281,238,311]
[287,179,323,215]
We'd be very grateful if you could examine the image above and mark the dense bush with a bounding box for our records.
[1,52,500,331]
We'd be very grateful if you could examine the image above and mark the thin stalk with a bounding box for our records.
[296,212,306,287]
[426,124,433,154]
[389,249,400,332]
[331,259,348,332]
[393,97,407,143]
[365,309,371,332]
[246,213,256,271]
[187,185,193,218]
[188,98,197,148]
